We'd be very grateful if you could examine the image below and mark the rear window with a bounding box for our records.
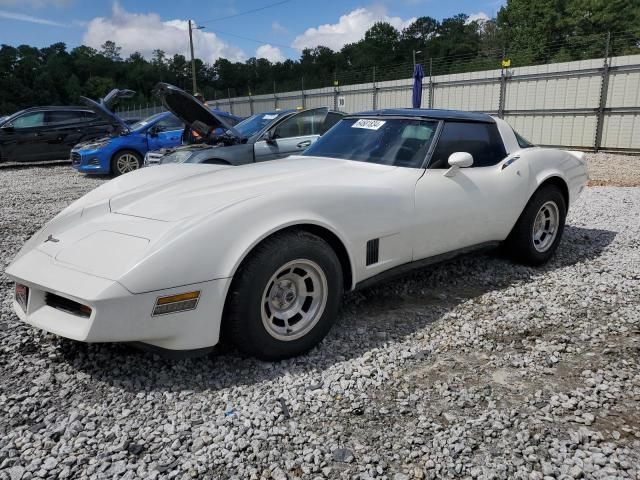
[303,118,438,168]
[514,130,535,148]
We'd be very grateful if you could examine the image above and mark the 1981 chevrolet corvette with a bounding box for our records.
[6,109,588,359]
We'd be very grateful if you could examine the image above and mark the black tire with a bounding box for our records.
[223,230,343,360]
[505,184,567,266]
[111,150,142,176]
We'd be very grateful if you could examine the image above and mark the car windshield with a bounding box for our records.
[130,112,165,131]
[303,117,439,168]
[233,112,287,138]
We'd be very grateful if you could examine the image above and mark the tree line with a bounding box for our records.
[0,0,638,114]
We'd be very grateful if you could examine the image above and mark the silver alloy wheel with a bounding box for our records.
[532,200,560,252]
[261,259,328,341]
[116,153,140,174]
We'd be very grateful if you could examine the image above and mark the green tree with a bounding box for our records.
[84,76,115,99]
[100,40,122,62]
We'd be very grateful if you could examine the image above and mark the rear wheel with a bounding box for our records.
[505,184,566,265]
[111,150,142,176]
[224,230,343,360]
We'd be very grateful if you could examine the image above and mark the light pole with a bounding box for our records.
[188,20,205,95]
[413,50,422,66]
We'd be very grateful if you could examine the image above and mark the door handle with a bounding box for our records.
[296,140,312,148]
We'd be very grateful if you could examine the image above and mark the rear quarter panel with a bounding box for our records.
[520,147,588,206]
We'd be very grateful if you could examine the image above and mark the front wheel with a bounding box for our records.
[111,150,142,176]
[505,184,567,266]
[223,230,343,360]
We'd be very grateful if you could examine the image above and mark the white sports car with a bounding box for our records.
[6,109,588,359]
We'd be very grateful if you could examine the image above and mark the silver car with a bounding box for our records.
[152,83,344,166]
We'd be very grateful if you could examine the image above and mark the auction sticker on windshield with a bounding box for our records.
[263,114,278,120]
[352,119,386,130]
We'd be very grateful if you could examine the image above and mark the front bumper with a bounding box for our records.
[7,249,231,351]
[71,148,111,174]
[144,150,166,167]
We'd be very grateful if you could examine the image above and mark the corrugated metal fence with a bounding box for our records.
[204,54,640,152]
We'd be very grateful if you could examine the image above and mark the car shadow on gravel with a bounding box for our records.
[46,225,616,394]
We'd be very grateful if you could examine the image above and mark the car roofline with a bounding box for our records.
[347,108,495,123]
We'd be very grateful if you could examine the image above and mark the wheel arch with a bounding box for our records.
[110,147,144,162]
[536,175,570,208]
[201,158,231,165]
[110,148,144,174]
[230,223,354,292]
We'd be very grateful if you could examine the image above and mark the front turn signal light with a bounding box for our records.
[153,291,200,316]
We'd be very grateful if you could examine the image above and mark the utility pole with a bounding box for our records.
[188,20,205,95]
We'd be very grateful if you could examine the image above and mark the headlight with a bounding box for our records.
[160,150,194,164]
[80,139,110,150]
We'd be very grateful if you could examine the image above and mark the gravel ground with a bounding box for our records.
[586,152,640,187]
[0,166,639,480]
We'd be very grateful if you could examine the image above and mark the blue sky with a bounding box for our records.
[0,0,505,62]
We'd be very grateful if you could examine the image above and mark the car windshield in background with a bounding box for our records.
[303,118,438,168]
[233,112,287,138]
[129,112,165,131]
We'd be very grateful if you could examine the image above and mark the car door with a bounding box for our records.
[412,120,529,260]
[0,110,50,162]
[253,108,328,162]
[43,110,88,159]
[147,114,184,151]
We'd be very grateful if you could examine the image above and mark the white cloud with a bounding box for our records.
[256,44,284,63]
[292,6,416,51]
[271,21,288,34]
[0,8,66,26]
[82,3,245,64]
[466,11,490,24]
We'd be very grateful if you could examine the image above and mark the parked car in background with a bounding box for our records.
[144,108,244,166]
[152,82,344,166]
[6,109,588,359]
[144,109,293,166]
[0,106,115,163]
[72,95,241,175]
[0,89,134,164]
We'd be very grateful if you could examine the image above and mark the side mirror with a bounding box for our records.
[1,124,14,132]
[148,126,159,137]
[264,130,277,144]
[443,152,473,177]
[448,152,473,168]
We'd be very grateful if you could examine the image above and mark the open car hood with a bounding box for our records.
[153,82,238,138]
[80,88,135,134]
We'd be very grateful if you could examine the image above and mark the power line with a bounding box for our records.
[207,28,297,51]
[197,0,292,25]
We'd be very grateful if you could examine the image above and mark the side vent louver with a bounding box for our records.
[366,238,379,266]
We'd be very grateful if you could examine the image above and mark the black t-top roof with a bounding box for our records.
[351,108,495,123]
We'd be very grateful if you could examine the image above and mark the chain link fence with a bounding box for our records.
[116,30,640,151]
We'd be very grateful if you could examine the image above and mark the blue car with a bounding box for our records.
[71,97,241,176]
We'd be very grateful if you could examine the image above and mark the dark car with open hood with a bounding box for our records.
[0,89,135,163]
[151,82,345,166]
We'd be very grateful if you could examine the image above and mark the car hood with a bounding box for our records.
[154,82,238,138]
[73,136,111,150]
[80,95,131,134]
[109,156,397,222]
